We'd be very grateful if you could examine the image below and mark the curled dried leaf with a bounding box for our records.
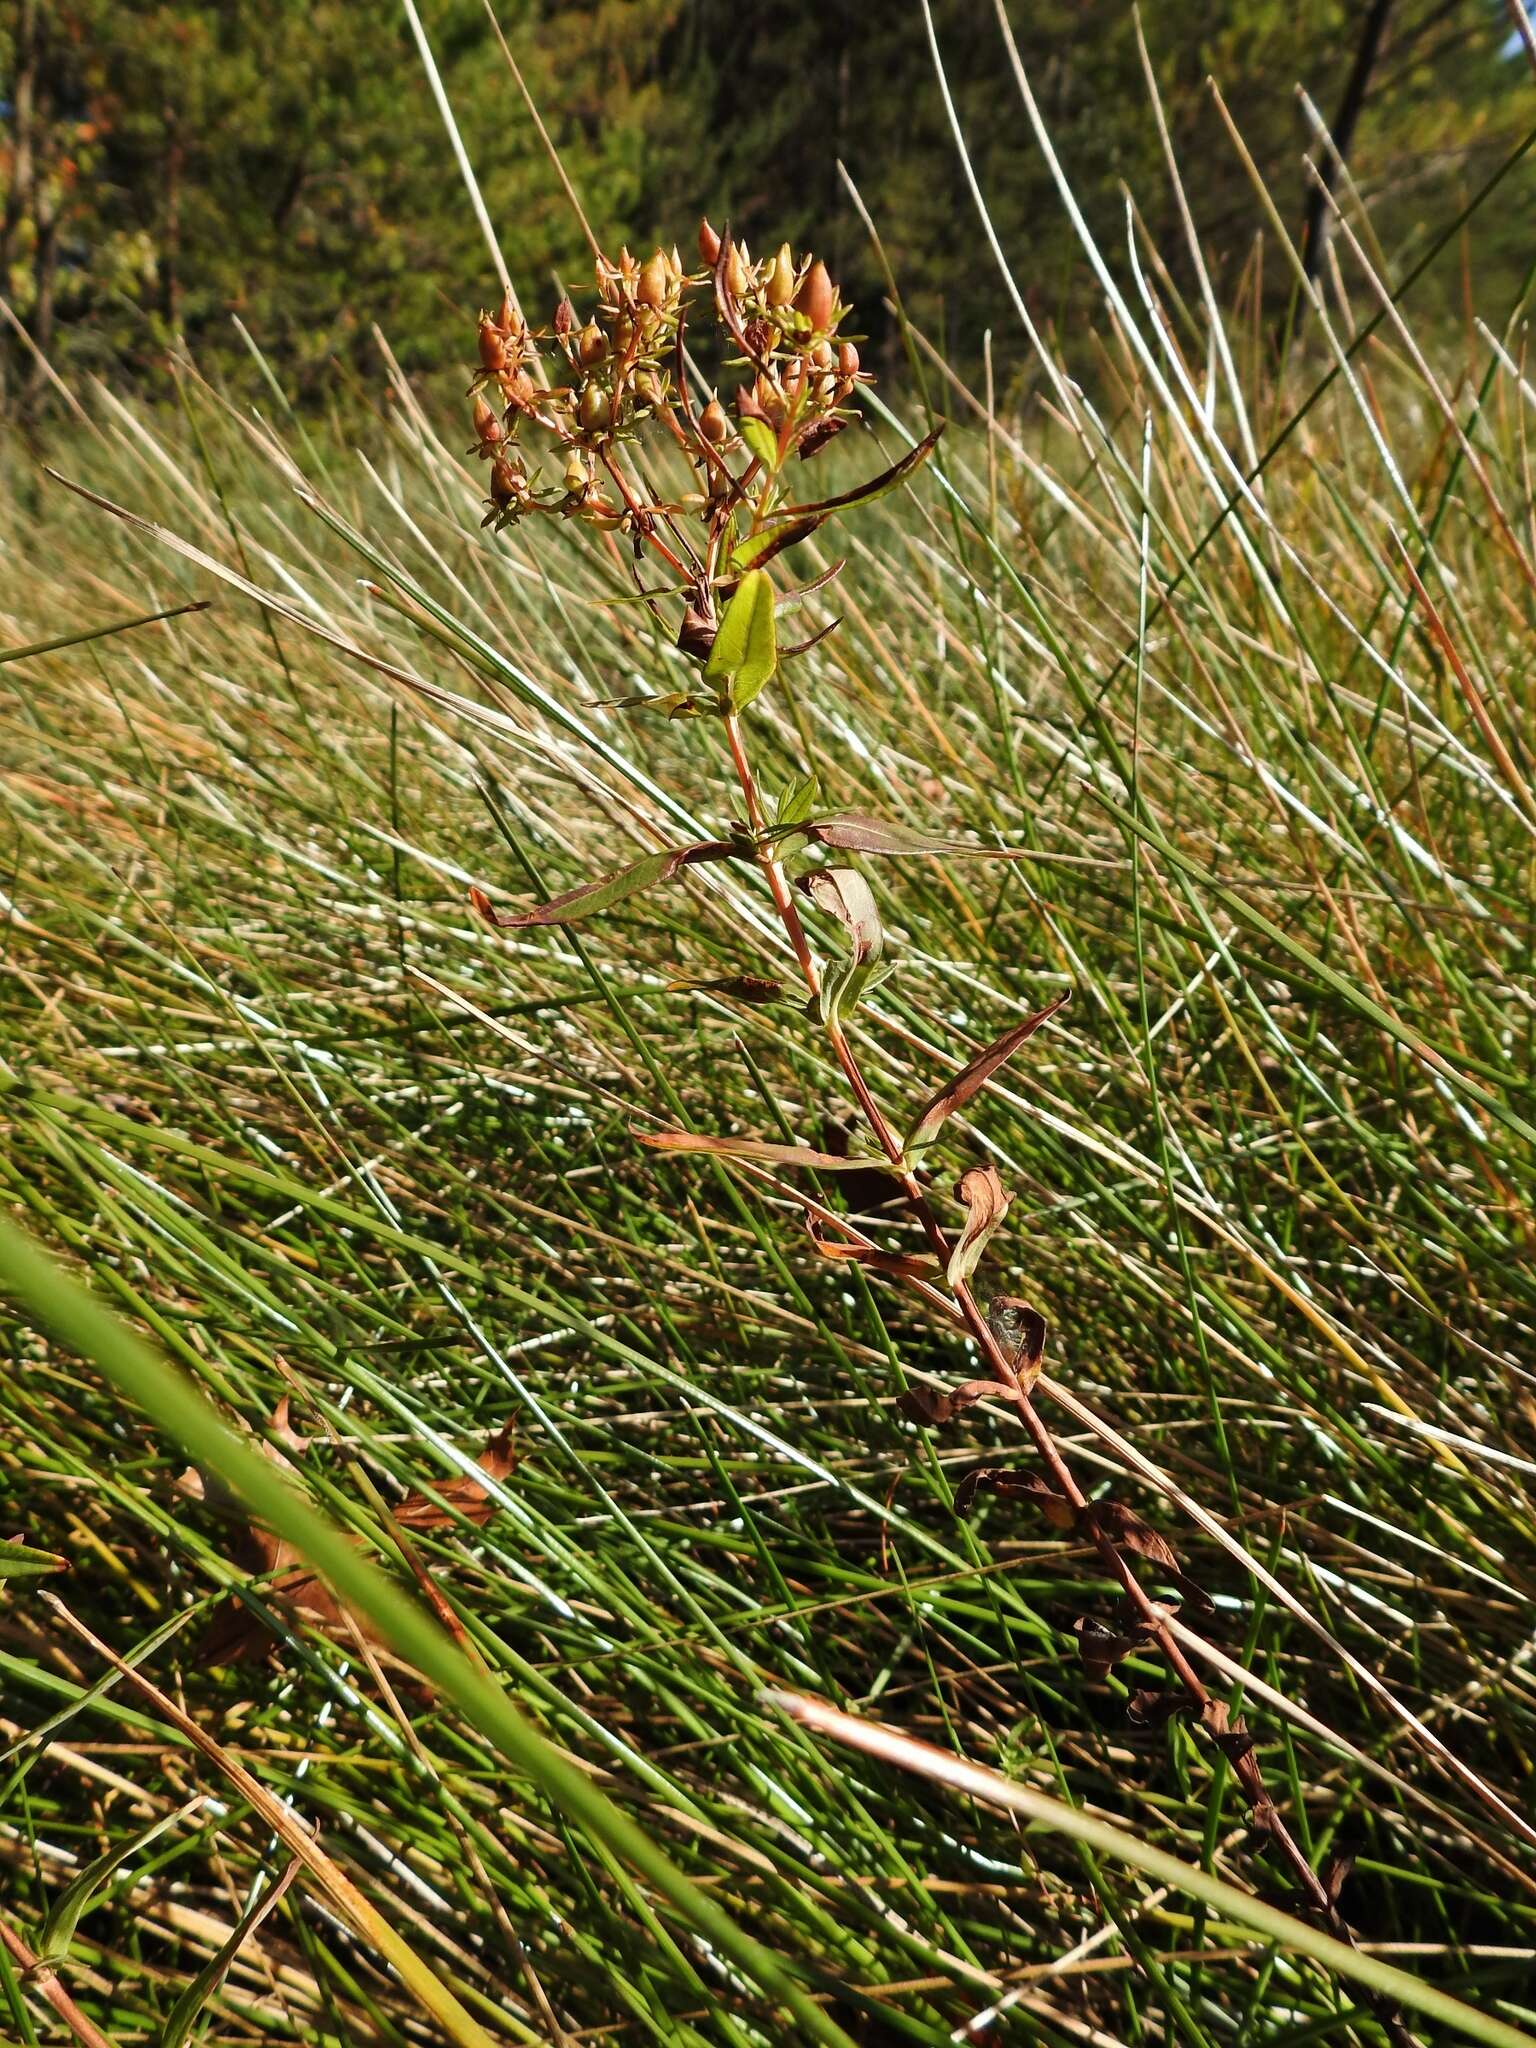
[1073,1612,1154,1679]
[953,1465,1074,1525]
[807,1221,939,1283]
[666,973,785,1005]
[1127,1687,1195,1730]
[798,867,882,964]
[946,1164,1011,1289]
[897,1378,996,1426]
[986,1297,1047,1390]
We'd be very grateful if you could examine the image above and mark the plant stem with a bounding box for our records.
[720,710,1411,2040]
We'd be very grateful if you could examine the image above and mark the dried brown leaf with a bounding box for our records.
[897,1378,996,1426]
[986,1297,1047,1390]
[905,992,1071,1153]
[636,1129,904,1174]
[946,1164,1011,1289]
[797,867,882,964]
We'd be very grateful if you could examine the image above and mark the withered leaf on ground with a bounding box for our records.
[946,1164,1011,1289]
[905,991,1072,1154]
[198,1420,518,1666]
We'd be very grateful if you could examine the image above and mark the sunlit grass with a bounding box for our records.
[2,63,1536,2043]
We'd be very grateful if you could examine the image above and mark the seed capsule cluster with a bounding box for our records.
[467,222,870,542]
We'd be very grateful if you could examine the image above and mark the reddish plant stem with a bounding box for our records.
[720,711,1390,1982]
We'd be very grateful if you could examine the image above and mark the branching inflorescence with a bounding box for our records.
[466,227,1412,2045]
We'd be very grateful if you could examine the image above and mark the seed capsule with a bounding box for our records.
[837,341,861,380]
[478,315,508,373]
[637,251,669,310]
[578,383,613,435]
[699,218,722,266]
[699,397,730,445]
[794,259,835,332]
[489,455,519,507]
[577,320,607,367]
[563,448,591,495]
[471,395,502,450]
[765,242,796,308]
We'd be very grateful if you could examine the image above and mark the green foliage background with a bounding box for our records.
[2,0,1531,404]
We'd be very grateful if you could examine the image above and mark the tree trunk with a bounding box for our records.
[1301,0,1397,292]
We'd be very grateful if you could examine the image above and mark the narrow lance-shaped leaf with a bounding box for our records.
[906,990,1071,1154]
[636,1129,904,1174]
[737,416,779,473]
[40,1801,205,1962]
[160,1856,304,2048]
[946,1164,1012,1289]
[807,1221,939,1283]
[705,568,777,710]
[730,516,819,574]
[470,839,739,929]
[0,1536,68,1578]
[764,424,945,523]
[795,813,1042,859]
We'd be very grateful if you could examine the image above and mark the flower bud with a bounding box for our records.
[552,296,575,338]
[794,259,835,332]
[765,242,797,308]
[637,251,669,310]
[699,397,730,445]
[699,218,723,266]
[578,383,612,435]
[577,320,607,367]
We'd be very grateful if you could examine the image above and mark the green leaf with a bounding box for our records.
[0,1536,67,1578]
[773,772,820,828]
[705,570,777,710]
[471,840,739,928]
[161,1857,303,2048]
[730,517,819,573]
[738,417,779,473]
[40,1802,202,1963]
[766,425,945,524]
[0,1212,859,2048]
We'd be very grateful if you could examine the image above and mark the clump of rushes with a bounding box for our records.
[467,229,1414,2046]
